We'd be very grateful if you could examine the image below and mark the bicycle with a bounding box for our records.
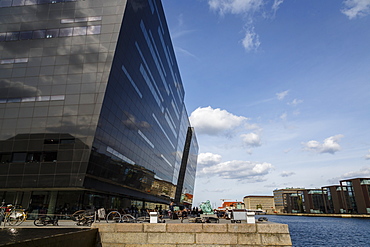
[106,211,137,223]
[0,201,27,226]
[71,209,95,226]
[34,215,59,226]
[105,210,165,223]
[106,210,122,223]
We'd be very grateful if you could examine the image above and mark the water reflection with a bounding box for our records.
[0,228,84,245]
[268,215,370,247]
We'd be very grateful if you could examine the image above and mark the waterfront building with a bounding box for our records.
[273,188,305,213]
[339,178,370,214]
[218,201,245,211]
[243,195,275,214]
[0,0,198,214]
[276,178,370,215]
[301,189,326,214]
[322,185,346,214]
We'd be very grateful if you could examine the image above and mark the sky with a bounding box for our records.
[161,0,370,208]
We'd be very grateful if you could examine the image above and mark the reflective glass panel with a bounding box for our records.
[19,31,33,40]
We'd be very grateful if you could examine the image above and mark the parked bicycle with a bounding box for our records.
[34,215,59,226]
[71,207,105,226]
[0,201,27,226]
[105,210,165,223]
[71,209,95,226]
[106,211,137,223]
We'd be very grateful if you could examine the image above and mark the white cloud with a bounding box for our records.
[241,27,261,51]
[280,112,287,121]
[328,167,370,184]
[341,167,370,178]
[365,149,370,160]
[245,122,260,130]
[198,152,222,166]
[288,99,303,106]
[276,90,289,100]
[341,0,370,19]
[208,0,263,16]
[280,171,295,177]
[198,159,273,182]
[302,134,344,154]
[272,0,284,14]
[208,0,276,52]
[241,132,262,147]
[189,106,248,135]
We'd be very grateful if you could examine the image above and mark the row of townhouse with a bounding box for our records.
[273,177,370,214]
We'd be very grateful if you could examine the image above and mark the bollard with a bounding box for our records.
[149,211,158,223]
[246,212,255,224]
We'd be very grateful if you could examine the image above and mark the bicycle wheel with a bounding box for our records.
[71,210,86,222]
[7,210,26,226]
[121,214,136,223]
[106,211,121,223]
[34,217,47,226]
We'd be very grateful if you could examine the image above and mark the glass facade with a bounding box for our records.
[0,0,198,213]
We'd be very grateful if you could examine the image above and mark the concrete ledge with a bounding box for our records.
[257,223,290,233]
[116,223,143,232]
[196,233,238,245]
[228,223,257,233]
[93,222,292,246]
[148,233,195,244]
[167,224,203,232]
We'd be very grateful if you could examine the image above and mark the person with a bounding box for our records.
[169,201,174,219]
[180,208,188,223]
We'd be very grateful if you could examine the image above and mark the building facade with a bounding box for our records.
[301,189,326,214]
[243,196,275,214]
[322,185,346,214]
[273,188,305,213]
[0,0,198,215]
[339,178,370,214]
[275,178,370,215]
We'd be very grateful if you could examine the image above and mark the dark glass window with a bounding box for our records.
[6,32,19,41]
[0,0,12,7]
[59,28,73,37]
[24,0,37,5]
[20,31,33,40]
[7,98,21,103]
[0,33,5,41]
[44,139,60,144]
[0,153,12,163]
[46,29,59,38]
[87,26,101,35]
[61,19,74,24]
[75,17,88,23]
[32,30,46,39]
[12,153,27,163]
[12,0,26,6]
[26,152,42,162]
[73,26,87,36]
[60,138,75,144]
[43,152,57,162]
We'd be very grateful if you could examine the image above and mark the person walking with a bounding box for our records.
[180,208,188,223]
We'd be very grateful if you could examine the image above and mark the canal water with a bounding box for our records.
[268,215,370,247]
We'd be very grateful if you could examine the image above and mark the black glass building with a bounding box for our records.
[0,0,198,214]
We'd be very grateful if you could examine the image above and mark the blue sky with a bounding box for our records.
[162,0,370,208]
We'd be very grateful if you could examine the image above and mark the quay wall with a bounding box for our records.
[92,222,292,246]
